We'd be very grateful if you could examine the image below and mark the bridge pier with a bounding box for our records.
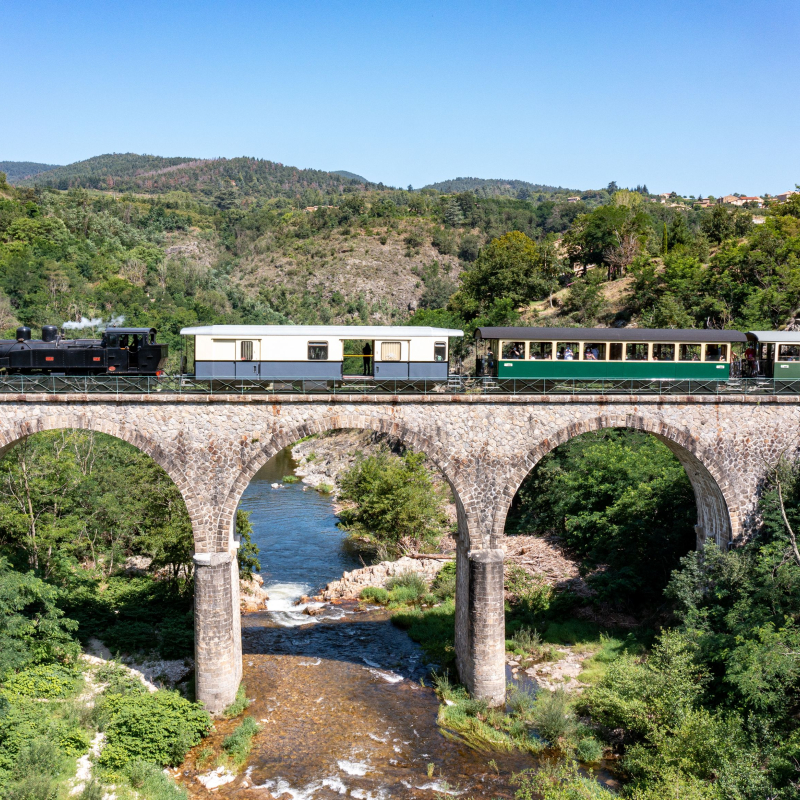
[193,552,242,714]
[455,545,506,706]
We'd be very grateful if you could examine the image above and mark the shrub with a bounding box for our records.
[282,475,300,483]
[98,690,211,770]
[223,683,250,718]
[338,449,450,557]
[513,760,615,799]
[127,760,189,800]
[3,664,80,699]
[360,586,389,604]
[531,689,578,746]
[505,566,553,614]
[509,627,542,654]
[575,736,603,763]
[431,561,456,600]
[222,716,259,767]
[507,685,537,719]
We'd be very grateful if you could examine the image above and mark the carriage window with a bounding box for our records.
[556,342,578,360]
[652,343,675,361]
[381,341,401,361]
[679,344,701,361]
[119,334,129,348]
[240,340,254,361]
[626,343,649,361]
[106,334,118,347]
[528,341,553,360]
[609,343,623,361]
[434,342,447,362]
[778,344,800,361]
[704,344,727,362]
[502,341,525,359]
[308,341,328,360]
[583,343,605,361]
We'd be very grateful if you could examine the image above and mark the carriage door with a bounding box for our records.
[235,339,260,378]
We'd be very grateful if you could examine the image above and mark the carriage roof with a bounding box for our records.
[180,325,463,337]
[475,327,747,343]
[746,331,800,343]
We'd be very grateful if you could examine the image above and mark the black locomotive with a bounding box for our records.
[0,326,168,375]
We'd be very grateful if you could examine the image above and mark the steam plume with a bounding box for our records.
[61,315,126,331]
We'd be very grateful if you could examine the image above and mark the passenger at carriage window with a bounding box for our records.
[705,345,727,362]
[502,342,525,359]
[625,343,648,361]
[528,342,552,360]
[564,347,574,360]
[653,344,675,361]
[679,344,701,361]
[486,352,495,371]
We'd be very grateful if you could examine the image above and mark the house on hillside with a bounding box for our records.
[775,190,799,203]
[566,196,580,203]
[696,198,716,208]
[721,195,739,205]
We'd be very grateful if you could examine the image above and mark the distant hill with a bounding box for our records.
[21,153,377,204]
[1,161,62,182]
[332,170,369,183]
[423,176,580,200]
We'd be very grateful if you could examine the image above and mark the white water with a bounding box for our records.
[264,582,324,627]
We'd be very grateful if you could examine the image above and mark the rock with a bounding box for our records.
[240,573,270,613]
[321,555,450,600]
[303,606,324,616]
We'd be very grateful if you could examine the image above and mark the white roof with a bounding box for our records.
[748,331,800,343]
[180,325,463,337]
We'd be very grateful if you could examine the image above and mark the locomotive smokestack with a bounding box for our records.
[16,326,31,342]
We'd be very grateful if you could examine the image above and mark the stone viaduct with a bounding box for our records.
[1,391,798,713]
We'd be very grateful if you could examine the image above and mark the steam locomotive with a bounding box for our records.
[0,326,168,375]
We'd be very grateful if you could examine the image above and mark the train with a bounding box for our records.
[0,326,168,375]
[3,323,800,383]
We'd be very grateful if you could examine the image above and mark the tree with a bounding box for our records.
[450,231,556,319]
[338,449,450,557]
[662,223,668,256]
[563,270,608,325]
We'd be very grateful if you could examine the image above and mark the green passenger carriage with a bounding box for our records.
[475,327,748,381]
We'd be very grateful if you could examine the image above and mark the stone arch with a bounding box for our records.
[493,413,738,549]
[0,413,207,546]
[213,412,474,554]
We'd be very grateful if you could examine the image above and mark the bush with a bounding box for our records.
[338,449,450,557]
[575,736,603,763]
[507,685,537,719]
[223,683,250,718]
[509,627,542,654]
[3,664,80,699]
[505,566,553,614]
[360,586,389,604]
[386,572,428,599]
[531,689,578,746]
[222,716,259,767]
[127,760,189,800]
[512,760,615,799]
[98,690,211,771]
[431,561,456,600]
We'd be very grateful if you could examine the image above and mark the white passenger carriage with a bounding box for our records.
[180,325,462,380]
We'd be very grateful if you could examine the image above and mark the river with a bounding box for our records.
[186,447,542,799]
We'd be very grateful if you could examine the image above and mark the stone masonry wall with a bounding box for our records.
[1,391,798,708]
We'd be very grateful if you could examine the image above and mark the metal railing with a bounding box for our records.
[0,374,799,396]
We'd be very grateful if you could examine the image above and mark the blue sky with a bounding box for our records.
[2,0,798,195]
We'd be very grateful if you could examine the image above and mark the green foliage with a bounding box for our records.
[530,689,578,745]
[3,663,80,698]
[235,510,260,580]
[505,566,554,613]
[223,683,250,718]
[359,586,389,604]
[512,760,615,800]
[431,561,456,600]
[0,557,79,679]
[338,447,450,557]
[507,429,696,605]
[221,716,259,767]
[97,689,211,771]
[451,231,560,319]
[392,597,456,672]
[563,269,608,324]
[126,760,189,800]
